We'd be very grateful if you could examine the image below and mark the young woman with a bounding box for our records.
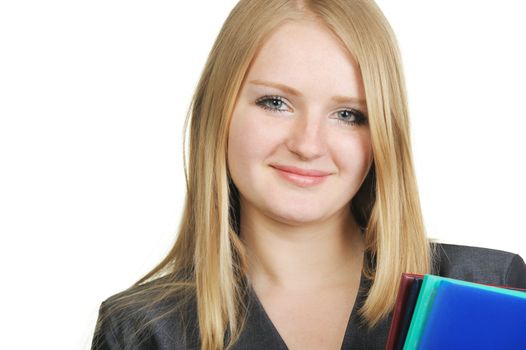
[91,1,526,349]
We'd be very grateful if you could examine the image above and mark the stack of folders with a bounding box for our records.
[385,273,526,350]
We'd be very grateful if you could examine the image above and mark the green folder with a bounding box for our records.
[403,275,442,349]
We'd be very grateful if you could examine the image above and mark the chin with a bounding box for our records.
[265,204,329,226]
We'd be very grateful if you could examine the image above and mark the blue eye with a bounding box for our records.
[255,95,368,126]
[337,109,368,126]
[255,96,289,112]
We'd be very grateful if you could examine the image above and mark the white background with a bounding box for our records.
[1,1,524,349]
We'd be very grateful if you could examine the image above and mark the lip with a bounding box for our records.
[270,164,331,187]
[270,164,332,177]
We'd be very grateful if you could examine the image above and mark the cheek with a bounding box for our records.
[333,131,372,178]
[227,107,283,176]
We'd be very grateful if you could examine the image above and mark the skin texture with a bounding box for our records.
[227,19,374,350]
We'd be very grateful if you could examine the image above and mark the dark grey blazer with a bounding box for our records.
[91,243,526,349]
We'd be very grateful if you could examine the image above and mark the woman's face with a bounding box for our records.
[227,20,373,226]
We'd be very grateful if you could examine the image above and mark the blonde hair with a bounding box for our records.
[94,1,437,349]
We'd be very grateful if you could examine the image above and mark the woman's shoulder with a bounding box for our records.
[431,241,526,288]
[92,273,199,350]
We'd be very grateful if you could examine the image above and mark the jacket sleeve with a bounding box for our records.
[91,301,122,350]
[505,254,526,289]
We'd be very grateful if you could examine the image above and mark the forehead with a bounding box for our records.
[244,20,364,99]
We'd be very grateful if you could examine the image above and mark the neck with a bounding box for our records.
[239,201,365,293]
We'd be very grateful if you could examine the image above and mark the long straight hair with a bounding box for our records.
[96,1,436,349]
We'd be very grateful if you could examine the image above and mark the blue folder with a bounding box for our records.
[404,275,526,349]
[418,279,526,349]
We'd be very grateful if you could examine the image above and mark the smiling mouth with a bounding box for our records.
[269,164,332,177]
[270,165,331,187]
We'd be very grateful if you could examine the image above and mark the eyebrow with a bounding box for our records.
[248,79,366,105]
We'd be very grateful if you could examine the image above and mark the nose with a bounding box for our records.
[285,112,327,160]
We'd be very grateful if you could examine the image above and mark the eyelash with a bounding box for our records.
[255,95,368,126]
